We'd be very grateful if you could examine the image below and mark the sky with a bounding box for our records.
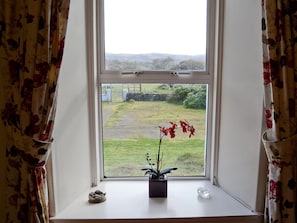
[104,0,207,55]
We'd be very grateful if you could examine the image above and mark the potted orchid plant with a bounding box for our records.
[141,120,195,197]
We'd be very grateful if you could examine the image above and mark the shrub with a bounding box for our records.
[167,87,192,104]
[157,84,170,90]
[167,85,207,109]
[183,86,207,109]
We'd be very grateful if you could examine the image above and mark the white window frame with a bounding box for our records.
[95,0,217,180]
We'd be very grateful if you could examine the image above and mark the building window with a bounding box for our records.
[97,0,215,178]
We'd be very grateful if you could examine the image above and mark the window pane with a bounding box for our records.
[102,84,207,177]
[104,0,207,71]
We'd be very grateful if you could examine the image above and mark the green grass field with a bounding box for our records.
[102,84,206,177]
[103,137,205,177]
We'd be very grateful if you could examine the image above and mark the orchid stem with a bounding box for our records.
[156,136,162,177]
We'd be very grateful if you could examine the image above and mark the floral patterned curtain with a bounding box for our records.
[262,0,297,222]
[0,1,70,222]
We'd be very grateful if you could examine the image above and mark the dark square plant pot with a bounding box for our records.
[149,175,167,198]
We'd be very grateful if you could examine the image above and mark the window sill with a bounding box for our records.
[50,180,262,223]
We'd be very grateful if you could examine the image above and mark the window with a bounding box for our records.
[50,0,266,218]
[97,0,215,178]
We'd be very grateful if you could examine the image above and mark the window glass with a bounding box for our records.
[102,84,207,177]
[104,0,207,71]
[99,0,212,179]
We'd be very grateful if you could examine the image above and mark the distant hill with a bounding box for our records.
[106,53,205,63]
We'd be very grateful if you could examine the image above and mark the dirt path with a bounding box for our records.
[102,103,159,139]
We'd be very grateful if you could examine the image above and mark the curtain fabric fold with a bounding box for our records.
[262,131,297,222]
[0,1,70,222]
[262,0,297,222]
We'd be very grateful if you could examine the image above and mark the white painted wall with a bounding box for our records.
[217,0,266,212]
[51,0,92,213]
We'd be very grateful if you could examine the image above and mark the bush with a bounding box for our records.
[157,84,170,90]
[167,85,207,109]
[183,86,206,109]
[167,87,192,104]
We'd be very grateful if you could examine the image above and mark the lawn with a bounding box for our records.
[103,137,205,177]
